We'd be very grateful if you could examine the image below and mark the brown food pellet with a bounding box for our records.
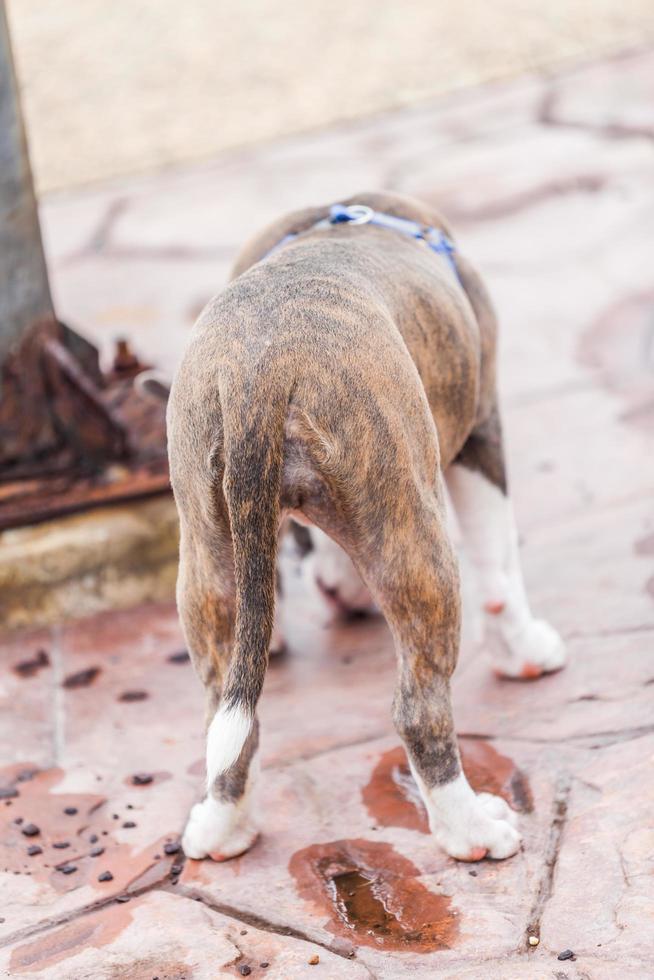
[27,845,42,856]
[58,864,77,875]
[118,690,149,702]
[89,834,98,844]
[115,895,130,903]
[122,821,137,829]
[163,841,180,855]
[64,806,78,815]
[0,787,18,800]
[13,817,23,825]
[238,967,251,977]
[63,667,101,689]
[98,871,114,882]
[260,964,269,970]
[308,955,320,965]
[52,842,70,849]
[131,772,153,785]
[168,651,190,664]
[13,649,50,678]
[90,846,105,857]
[21,824,40,837]
[17,770,37,783]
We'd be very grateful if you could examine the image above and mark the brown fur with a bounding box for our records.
[167,191,507,802]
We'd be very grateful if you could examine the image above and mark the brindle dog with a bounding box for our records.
[167,191,565,863]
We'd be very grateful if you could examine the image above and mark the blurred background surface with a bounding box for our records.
[7,0,654,192]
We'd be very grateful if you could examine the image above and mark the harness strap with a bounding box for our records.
[264,203,460,283]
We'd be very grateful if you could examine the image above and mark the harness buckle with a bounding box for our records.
[329,204,374,226]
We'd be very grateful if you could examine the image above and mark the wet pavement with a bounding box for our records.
[1,47,653,978]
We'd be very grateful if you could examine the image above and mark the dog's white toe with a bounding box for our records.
[182,796,258,862]
[478,791,519,827]
[423,774,522,862]
[489,618,566,679]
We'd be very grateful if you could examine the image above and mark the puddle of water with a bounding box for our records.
[289,838,458,952]
[362,742,532,833]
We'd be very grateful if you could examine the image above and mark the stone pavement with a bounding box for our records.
[0,48,653,978]
[8,0,654,192]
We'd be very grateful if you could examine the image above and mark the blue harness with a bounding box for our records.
[266,203,461,283]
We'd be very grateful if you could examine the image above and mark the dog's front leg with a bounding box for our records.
[363,504,521,861]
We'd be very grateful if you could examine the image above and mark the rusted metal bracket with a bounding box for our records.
[0,322,170,529]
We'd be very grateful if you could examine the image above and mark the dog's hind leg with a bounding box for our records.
[355,486,521,861]
[446,406,566,679]
[176,531,260,861]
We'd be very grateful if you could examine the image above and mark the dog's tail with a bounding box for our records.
[205,383,286,792]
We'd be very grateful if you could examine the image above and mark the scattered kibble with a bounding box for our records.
[13,817,23,825]
[558,949,574,961]
[528,935,539,947]
[27,845,42,857]
[308,954,320,965]
[122,821,137,829]
[90,846,105,857]
[118,690,149,702]
[468,870,477,877]
[58,864,77,875]
[63,806,78,816]
[171,863,183,875]
[0,787,18,800]
[238,967,251,977]
[89,834,99,844]
[16,770,37,783]
[168,650,190,664]
[240,930,248,935]
[21,823,40,838]
[260,964,269,970]
[63,667,100,689]
[163,841,180,855]
[115,895,131,903]
[98,871,114,882]
[131,772,154,786]
[53,842,70,849]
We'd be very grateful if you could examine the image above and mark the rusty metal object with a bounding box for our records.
[0,318,170,531]
[0,4,169,529]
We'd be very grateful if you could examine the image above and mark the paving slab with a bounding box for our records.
[0,889,369,979]
[0,628,55,770]
[539,734,654,961]
[178,733,564,976]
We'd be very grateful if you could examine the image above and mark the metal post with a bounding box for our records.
[0,0,54,364]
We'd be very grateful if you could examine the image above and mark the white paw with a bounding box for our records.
[424,774,521,862]
[182,796,258,861]
[489,618,566,679]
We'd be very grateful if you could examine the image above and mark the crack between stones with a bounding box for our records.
[263,727,392,770]
[522,772,571,951]
[50,625,65,767]
[538,87,654,142]
[459,723,654,749]
[0,871,167,951]
[169,883,363,966]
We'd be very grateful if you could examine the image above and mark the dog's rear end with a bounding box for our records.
[168,192,563,862]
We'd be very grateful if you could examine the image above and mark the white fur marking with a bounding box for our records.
[411,767,521,860]
[184,751,260,860]
[205,704,252,792]
[446,466,566,676]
